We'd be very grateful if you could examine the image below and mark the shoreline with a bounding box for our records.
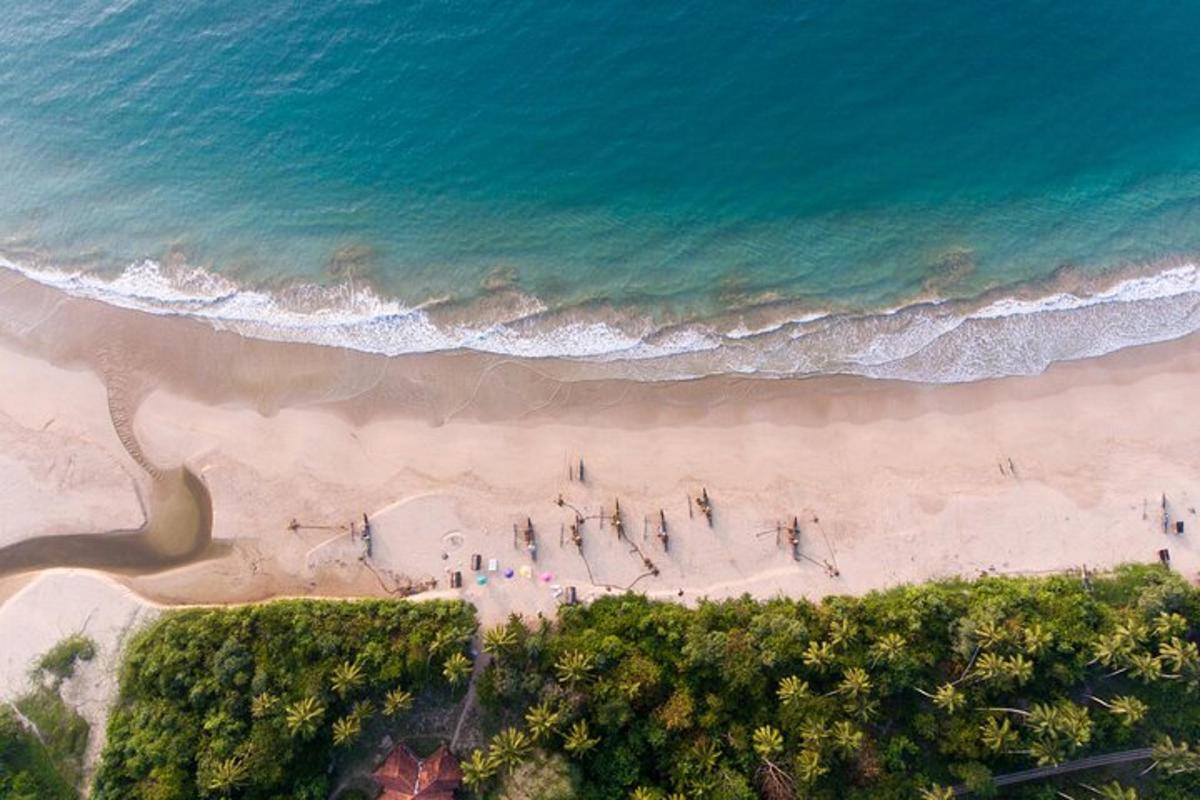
[0,267,1196,625]
[5,254,1200,383]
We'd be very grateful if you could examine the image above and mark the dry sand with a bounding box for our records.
[0,268,1197,621]
[1,268,1199,768]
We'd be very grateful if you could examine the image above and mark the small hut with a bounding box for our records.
[372,743,462,800]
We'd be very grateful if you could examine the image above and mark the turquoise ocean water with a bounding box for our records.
[3,0,1200,380]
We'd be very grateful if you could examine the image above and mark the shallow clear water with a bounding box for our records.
[3,1,1200,379]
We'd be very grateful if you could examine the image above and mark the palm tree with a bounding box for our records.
[563,719,599,756]
[483,623,519,656]
[1148,736,1200,775]
[973,652,1005,682]
[461,748,498,789]
[250,691,278,719]
[794,748,828,784]
[1023,702,1061,738]
[383,686,414,717]
[836,666,877,719]
[799,718,830,750]
[979,715,1018,754]
[869,632,906,665]
[1090,632,1131,669]
[1021,702,1091,760]
[442,652,472,687]
[204,755,249,794]
[974,619,1008,650]
[917,682,965,715]
[1159,637,1199,674]
[1022,623,1052,656]
[918,785,955,800]
[630,788,661,800]
[524,698,563,742]
[332,714,362,747]
[1115,617,1150,646]
[350,699,374,723]
[830,721,862,757]
[828,618,857,650]
[554,649,595,687]
[689,738,721,773]
[331,659,364,698]
[284,696,324,739]
[1151,611,1187,640]
[837,667,872,701]
[428,628,462,661]
[777,675,810,707]
[1086,694,1147,727]
[1027,737,1065,767]
[753,725,784,760]
[1126,652,1165,683]
[802,640,835,672]
[489,727,532,773]
[1058,703,1094,751]
[753,725,793,800]
[1003,654,1034,686]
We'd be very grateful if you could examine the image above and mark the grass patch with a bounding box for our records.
[35,634,96,684]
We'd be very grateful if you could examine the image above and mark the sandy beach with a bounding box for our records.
[1,264,1197,615]
[2,265,1199,772]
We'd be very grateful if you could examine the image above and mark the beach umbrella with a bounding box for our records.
[504,568,514,578]
[540,572,553,583]
[519,565,533,579]
[476,575,488,585]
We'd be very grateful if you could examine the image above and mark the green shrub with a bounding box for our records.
[35,634,96,684]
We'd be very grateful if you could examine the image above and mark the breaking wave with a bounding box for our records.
[4,255,1200,383]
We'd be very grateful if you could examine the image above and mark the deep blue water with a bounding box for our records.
[3,1,1200,378]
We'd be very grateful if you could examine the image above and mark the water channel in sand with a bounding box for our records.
[0,466,221,577]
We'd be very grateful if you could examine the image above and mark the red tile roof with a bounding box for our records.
[373,743,462,800]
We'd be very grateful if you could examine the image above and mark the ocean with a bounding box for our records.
[3,0,1200,381]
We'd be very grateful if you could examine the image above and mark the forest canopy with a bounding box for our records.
[88,566,1200,800]
[91,599,477,800]
[475,565,1200,800]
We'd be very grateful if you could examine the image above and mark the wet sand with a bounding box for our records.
[0,265,1197,625]
[0,467,218,576]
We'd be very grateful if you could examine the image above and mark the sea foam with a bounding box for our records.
[4,255,1200,384]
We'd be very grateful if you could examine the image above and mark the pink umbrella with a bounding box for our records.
[540,572,553,582]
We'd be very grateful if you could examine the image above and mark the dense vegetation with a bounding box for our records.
[91,599,477,800]
[85,567,1200,800]
[0,705,77,800]
[14,686,91,792]
[474,565,1200,799]
[0,634,95,800]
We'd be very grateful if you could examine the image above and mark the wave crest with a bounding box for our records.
[4,255,1200,383]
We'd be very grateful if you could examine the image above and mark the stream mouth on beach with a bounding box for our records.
[0,467,221,577]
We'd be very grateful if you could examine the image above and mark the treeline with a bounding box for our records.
[473,565,1200,799]
[91,599,477,800]
[87,567,1200,800]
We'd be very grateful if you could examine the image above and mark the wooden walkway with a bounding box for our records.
[952,748,1154,796]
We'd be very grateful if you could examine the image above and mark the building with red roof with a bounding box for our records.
[372,743,462,800]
